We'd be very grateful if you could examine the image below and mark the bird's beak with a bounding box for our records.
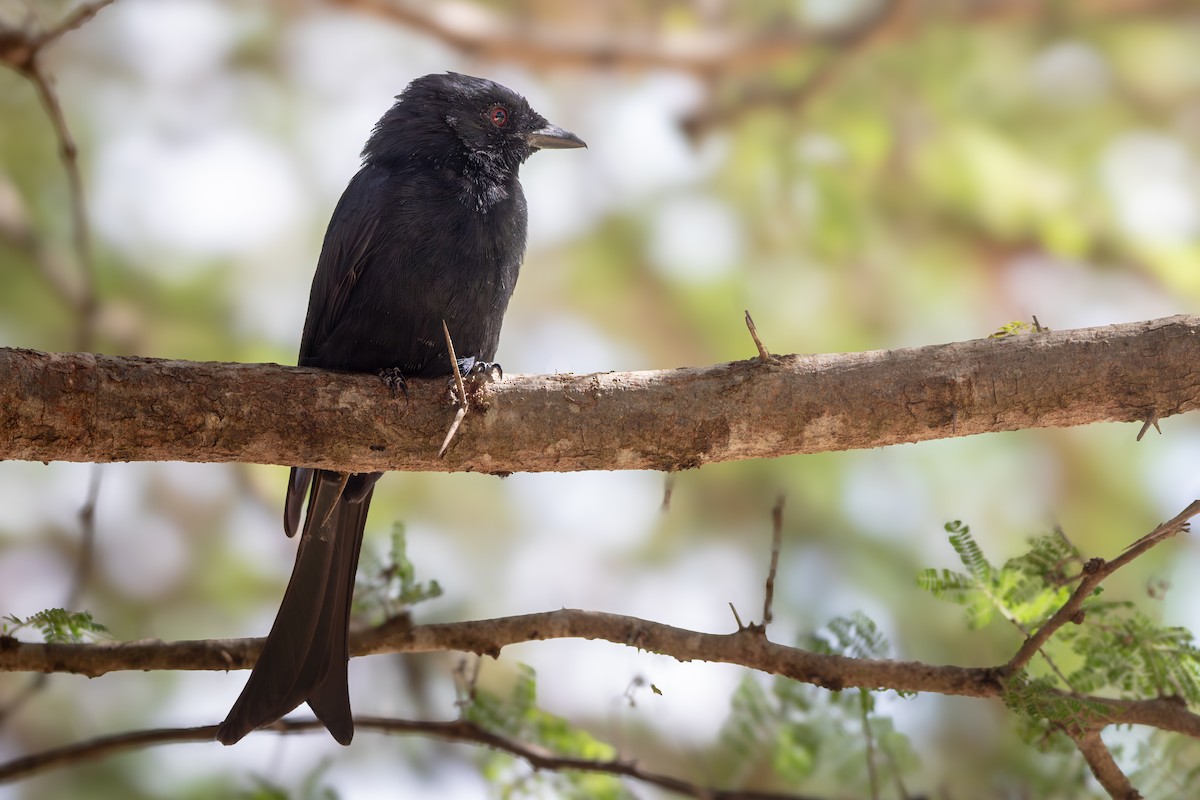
[524,124,587,150]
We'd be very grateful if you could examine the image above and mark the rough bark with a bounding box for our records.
[2,315,1198,474]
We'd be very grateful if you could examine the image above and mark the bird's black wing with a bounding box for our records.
[299,165,387,364]
[284,167,387,538]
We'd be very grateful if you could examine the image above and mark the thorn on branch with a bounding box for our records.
[438,320,469,458]
[744,309,771,362]
[728,602,745,631]
[1136,411,1161,442]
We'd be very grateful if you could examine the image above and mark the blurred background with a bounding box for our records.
[2,0,1200,797]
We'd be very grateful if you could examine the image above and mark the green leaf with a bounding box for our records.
[353,522,443,621]
[947,521,993,582]
[2,609,109,643]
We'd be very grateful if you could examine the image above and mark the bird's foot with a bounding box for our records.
[457,357,503,381]
[377,367,409,401]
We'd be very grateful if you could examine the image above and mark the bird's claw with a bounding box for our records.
[377,367,409,402]
[457,357,502,381]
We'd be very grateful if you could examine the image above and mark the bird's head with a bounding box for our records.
[362,72,585,177]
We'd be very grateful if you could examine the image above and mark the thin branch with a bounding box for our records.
[1069,729,1142,800]
[0,717,825,799]
[0,1,114,72]
[761,494,785,626]
[0,1,109,350]
[6,606,1200,739]
[318,0,1196,77]
[25,67,97,352]
[0,675,48,727]
[1005,500,1200,675]
[682,0,909,137]
[5,315,1200,474]
[323,0,878,76]
[65,464,103,610]
[860,691,880,800]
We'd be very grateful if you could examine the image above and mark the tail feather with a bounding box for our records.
[217,470,375,746]
[284,467,313,538]
[305,492,369,744]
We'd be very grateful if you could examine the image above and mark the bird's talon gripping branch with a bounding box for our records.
[377,367,409,402]
[459,357,502,381]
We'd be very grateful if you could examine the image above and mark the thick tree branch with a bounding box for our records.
[3,315,1200,474]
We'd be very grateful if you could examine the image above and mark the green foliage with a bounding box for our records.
[805,609,891,661]
[1062,609,1200,703]
[464,664,632,799]
[712,613,918,794]
[924,520,1200,795]
[2,609,108,643]
[989,319,1048,338]
[353,522,443,622]
[917,521,1077,629]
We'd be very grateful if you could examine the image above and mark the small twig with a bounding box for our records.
[761,494,785,626]
[27,68,97,351]
[0,675,49,727]
[438,320,469,458]
[859,691,880,800]
[66,464,103,609]
[0,717,825,799]
[661,473,676,511]
[744,310,771,362]
[1,2,110,352]
[452,655,483,709]
[0,1,115,72]
[1032,315,1045,333]
[878,733,913,800]
[1136,411,1161,442]
[682,0,908,137]
[1122,499,1199,553]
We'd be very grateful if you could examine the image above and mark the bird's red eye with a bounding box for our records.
[489,105,508,127]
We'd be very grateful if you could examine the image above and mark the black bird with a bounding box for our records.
[217,73,585,746]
